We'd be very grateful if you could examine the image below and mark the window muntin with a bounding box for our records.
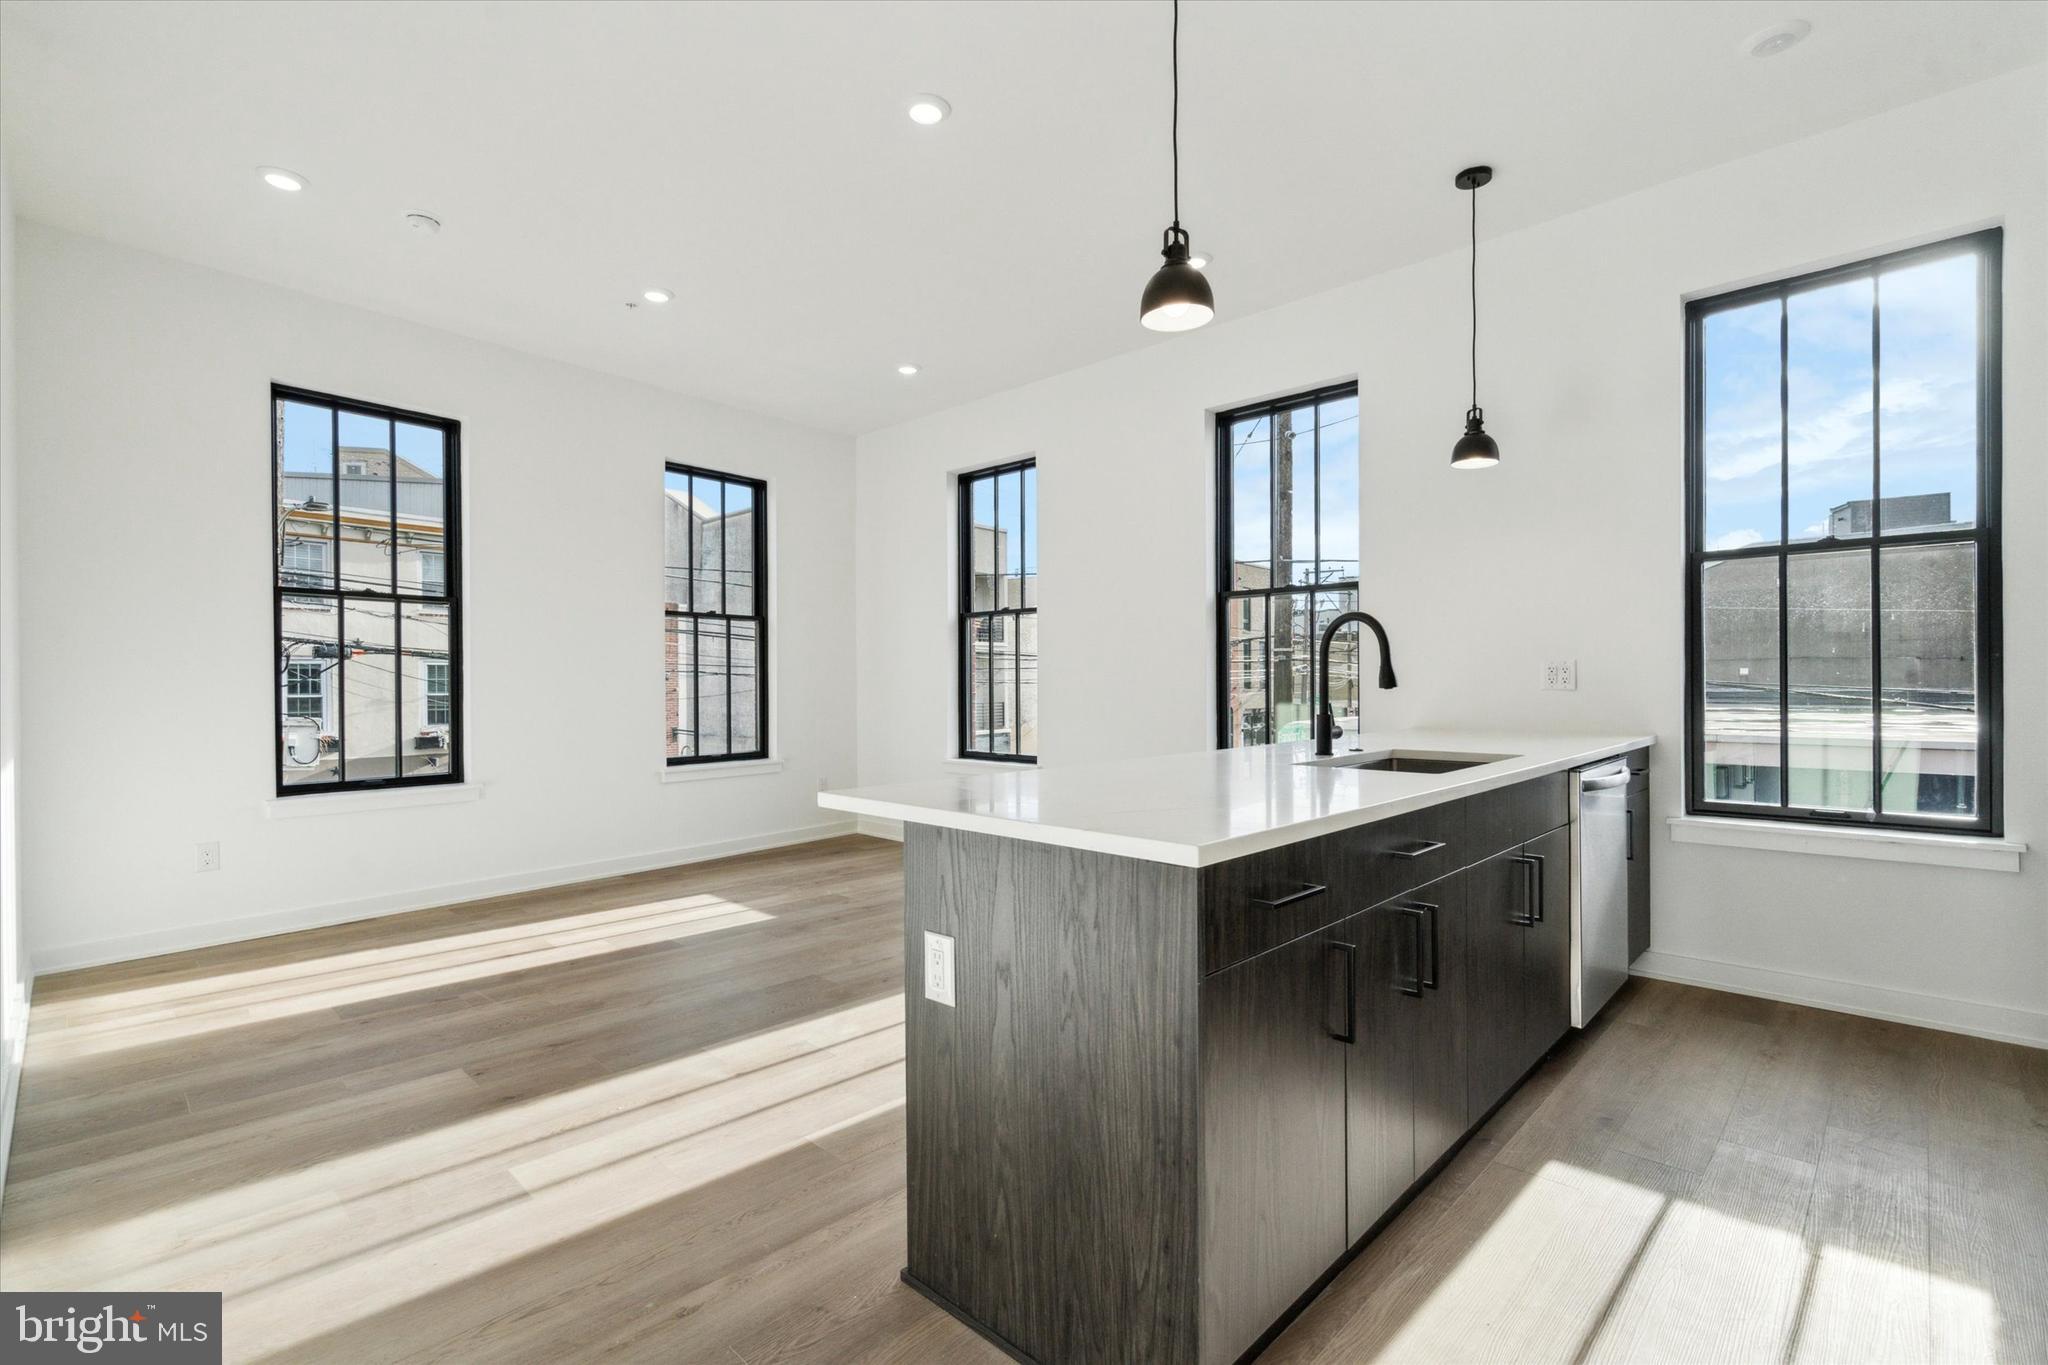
[1216,384,1360,748]
[1685,231,2000,834]
[958,460,1037,761]
[273,387,461,794]
[665,465,767,764]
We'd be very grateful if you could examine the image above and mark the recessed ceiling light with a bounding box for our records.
[403,212,442,235]
[906,94,951,126]
[258,166,306,193]
[897,364,920,377]
[642,288,674,304]
[1188,250,1212,271]
[1742,19,1812,58]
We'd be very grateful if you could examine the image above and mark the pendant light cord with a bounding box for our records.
[1469,181,1478,411]
[1171,0,1181,229]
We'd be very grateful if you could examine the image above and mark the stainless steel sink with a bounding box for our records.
[1299,749,1517,772]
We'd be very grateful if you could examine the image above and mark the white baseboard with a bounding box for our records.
[1630,948,2048,1050]
[856,816,904,842]
[32,819,860,974]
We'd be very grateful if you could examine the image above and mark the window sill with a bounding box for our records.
[661,758,784,784]
[1667,815,2024,872]
[943,757,1035,774]
[265,782,483,819]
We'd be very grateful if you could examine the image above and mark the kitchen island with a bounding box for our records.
[819,730,1654,1365]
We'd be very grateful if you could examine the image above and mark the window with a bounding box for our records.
[665,464,767,763]
[1685,230,2001,834]
[1215,384,1360,747]
[958,460,1037,761]
[424,662,451,728]
[273,385,461,793]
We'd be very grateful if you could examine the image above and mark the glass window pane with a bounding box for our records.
[692,477,724,613]
[724,481,756,616]
[1700,557,1782,806]
[1786,278,1873,543]
[1271,593,1315,743]
[1701,299,1783,551]
[969,474,996,611]
[1021,465,1038,609]
[279,594,339,787]
[697,619,730,758]
[1318,395,1359,582]
[394,422,447,596]
[341,599,399,782]
[1879,542,1977,818]
[997,469,1023,608]
[1224,597,1268,748]
[1878,252,1978,532]
[1229,416,1270,589]
[397,602,456,779]
[1016,614,1038,758]
[1786,551,1873,811]
[966,626,992,753]
[986,615,1013,753]
[666,617,695,759]
[337,412,395,593]
[730,619,761,755]
[277,400,335,591]
[663,470,693,609]
[1277,405,1317,587]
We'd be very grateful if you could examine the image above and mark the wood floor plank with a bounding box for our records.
[1789,1125,1931,1365]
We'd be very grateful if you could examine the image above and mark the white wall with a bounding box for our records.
[15,224,858,970]
[0,150,31,1200]
[853,69,2048,1045]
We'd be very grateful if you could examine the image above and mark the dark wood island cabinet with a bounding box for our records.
[896,765,1603,1365]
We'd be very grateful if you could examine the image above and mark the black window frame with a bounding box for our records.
[957,458,1037,763]
[1683,229,2002,836]
[665,462,770,767]
[271,383,465,797]
[1214,381,1361,749]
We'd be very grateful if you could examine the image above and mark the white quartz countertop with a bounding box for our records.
[818,730,1654,868]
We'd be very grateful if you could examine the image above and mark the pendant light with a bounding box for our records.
[1451,165,1500,469]
[1139,0,1214,332]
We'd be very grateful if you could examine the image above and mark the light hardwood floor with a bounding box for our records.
[2,835,2042,1364]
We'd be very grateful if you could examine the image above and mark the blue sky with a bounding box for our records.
[1700,251,1977,551]
[280,400,445,479]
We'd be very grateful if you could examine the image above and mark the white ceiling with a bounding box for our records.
[3,1,2042,434]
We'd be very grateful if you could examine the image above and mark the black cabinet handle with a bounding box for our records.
[1399,900,1440,989]
[1388,838,1447,860]
[1525,852,1546,922]
[1625,807,1635,862]
[1392,906,1426,997]
[1508,855,1538,926]
[1326,941,1357,1043]
[1252,882,1327,910]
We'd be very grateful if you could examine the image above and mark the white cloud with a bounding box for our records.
[1708,529,1767,552]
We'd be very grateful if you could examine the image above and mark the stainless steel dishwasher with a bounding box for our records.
[1570,757,1633,1026]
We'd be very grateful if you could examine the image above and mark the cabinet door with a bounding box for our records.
[1345,905,1418,1242]
[1518,826,1572,1066]
[1200,927,1349,1365]
[1463,849,1527,1123]
[1409,873,1471,1174]
[1626,787,1651,962]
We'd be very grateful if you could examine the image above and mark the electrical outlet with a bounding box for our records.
[923,930,956,1007]
[1542,660,1579,692]
[196,841,221,873]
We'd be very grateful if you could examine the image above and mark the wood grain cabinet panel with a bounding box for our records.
[1199,928,1350,1365]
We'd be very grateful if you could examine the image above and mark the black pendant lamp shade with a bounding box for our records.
[1140,0,1214,332]
[1451,165,1500,468]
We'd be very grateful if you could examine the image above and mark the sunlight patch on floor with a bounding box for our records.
[36,897,777,1056]
[4,994,907,1308]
